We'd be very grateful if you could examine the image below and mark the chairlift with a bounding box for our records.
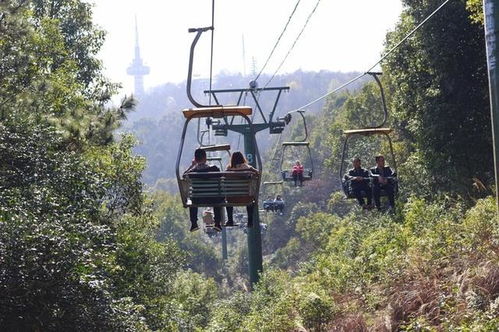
[279,111,314,184]
[339,72,398,199]
[261,181,286,214]
[176,106,262,208]
[340,129,398,198]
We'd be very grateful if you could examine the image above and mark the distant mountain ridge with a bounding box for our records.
[128,70,363,121]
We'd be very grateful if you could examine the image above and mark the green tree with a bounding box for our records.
[0,1,189,329]
[384,0,492,196]
[0,121,146,329]
[0,1,132,144]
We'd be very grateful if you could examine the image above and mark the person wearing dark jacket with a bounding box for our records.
[184,148,223,232]
[370,155,395,211]
[345,157,372,208]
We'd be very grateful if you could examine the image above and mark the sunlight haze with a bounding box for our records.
[91,0,404,96]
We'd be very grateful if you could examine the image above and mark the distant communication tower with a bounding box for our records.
[127,18,149,97]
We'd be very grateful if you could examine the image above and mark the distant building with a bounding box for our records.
[127,19,149,97]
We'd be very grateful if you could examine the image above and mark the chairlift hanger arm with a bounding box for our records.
[186,26,221,108]
[366,71,388,128]
[198,128,209,146]
[282,110,309,142]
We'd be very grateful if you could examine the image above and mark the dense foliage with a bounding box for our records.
[0,1,217,330]
[384,0,492,196]
[1,0,498,331]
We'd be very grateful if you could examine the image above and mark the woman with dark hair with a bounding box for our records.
[225,151,259,227]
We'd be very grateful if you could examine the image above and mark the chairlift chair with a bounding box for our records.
[340,129,398,198]
[176,106,262,209]
[280,142,314,183]
[339,72,398,199]
[261,181,286,213]
[278,110,314,184]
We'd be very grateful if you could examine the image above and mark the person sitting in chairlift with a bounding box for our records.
[263,196,274,212]
[273,195,285,215]
[345,157,373,210]
[184,148,223,232]
[370,155,396,212]
[292,160,304,187]
[225,151,259,228]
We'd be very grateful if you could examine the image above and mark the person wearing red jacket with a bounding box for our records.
[292,160,304,187]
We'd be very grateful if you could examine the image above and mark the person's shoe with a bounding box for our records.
[224,220,238,227]
[190,223,199,232]
[213,223,222,232]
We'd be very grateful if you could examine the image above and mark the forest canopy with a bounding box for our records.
[0,0,498,331]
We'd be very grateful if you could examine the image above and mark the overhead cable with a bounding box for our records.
[264,0,322,88]
[287,0,451,114]
[253,0,302,83]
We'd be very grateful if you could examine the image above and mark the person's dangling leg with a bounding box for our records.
[189,207,199,232]
[365,184,373,208]
[213,207,222,231]
[246,204,254,228]
[373,185,381,211]
[225,206,236,226]
[352,187,365,207]
[385,185,395,209]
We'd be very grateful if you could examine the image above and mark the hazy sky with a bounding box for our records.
[91,0,403,96]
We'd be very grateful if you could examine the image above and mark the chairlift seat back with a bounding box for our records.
[180,171,259,207]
